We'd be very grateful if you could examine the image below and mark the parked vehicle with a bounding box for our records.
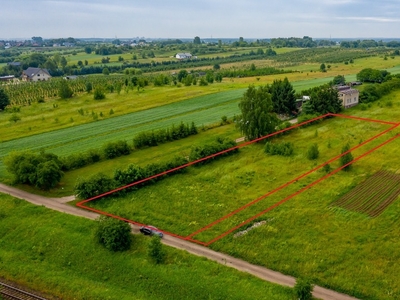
[139,225,164,238]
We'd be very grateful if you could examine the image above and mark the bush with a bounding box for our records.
[294,278,313,300]
[340,143,354,171]
[58,80,74,99]
[94,88,106,100]
[103,140,131,159]
[148,236,166,264]
[4,151,63,190]
[133,122,198,149]
[306,143,319,160]
[264,141,294,156]
[95,216,131,252]
[189,138,238,163]
[74,173,117,199]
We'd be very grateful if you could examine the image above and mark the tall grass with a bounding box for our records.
[0,193,293,300]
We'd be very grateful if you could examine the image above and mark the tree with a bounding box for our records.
[35,160,64,190]
[84,46,92,54]
[294,278,313,300]
[357,68,391,83]
[308,84,342,114]
[58,80,73,99]
[148,236,166,264]
[193,36,201,44]
[4,151,63,189]
[0,88,10,110]
[269,77,296,115]
[340,143,354,171]
[213,63,220,70]
[60,56,68,69]
[95,216,132,252]
[332,75,345,85]
[306,143,319,160]
[177,69,188,82]
[320,63,326,72]
[102,67,110,75]
[94,87,106,100]
[238,85,279,140]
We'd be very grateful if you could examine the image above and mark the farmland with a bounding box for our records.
[332,170,400,217]
[2,42,400,300]
[80,92,400,299]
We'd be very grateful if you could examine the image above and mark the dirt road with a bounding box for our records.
[0,183,358,300]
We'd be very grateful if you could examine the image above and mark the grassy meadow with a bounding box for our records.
[86,93,400,299]
[0,193,294,300]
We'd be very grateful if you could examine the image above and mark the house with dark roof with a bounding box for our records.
[337,86,359,109]
[21,67,52,82]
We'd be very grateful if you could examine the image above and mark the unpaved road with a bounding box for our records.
[0,183,358,300]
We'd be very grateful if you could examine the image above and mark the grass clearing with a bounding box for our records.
[0,194,293,300]
[82,97,400,299]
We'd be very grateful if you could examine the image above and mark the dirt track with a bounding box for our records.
[0,183,358,300]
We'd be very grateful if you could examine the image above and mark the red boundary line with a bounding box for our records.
[204,128,400,246]
[76,113,399,246]
[187,123,399,239]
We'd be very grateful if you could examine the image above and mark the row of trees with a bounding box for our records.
[237,80,343,140]
[75,137,238,199]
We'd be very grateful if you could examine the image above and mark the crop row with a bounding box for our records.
[333,170,400,216]
[0,90,243,177]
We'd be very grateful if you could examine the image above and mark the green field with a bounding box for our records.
[0,76,339,180]
[85,94,400,299]
[0,193,293,300]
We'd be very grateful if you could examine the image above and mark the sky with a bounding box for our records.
[1,0,400,39]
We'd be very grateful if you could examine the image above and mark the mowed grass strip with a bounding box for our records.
[0,194,293,300]
[332,170,400,217]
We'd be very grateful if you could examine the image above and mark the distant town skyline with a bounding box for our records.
[2,0,400,39]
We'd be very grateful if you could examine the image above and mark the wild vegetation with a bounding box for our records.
[2,39,400,299]
[0,194,294,299]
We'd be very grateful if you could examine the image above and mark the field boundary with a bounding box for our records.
[76,113,400,246]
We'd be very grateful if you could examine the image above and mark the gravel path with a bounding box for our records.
[0,183,358,300]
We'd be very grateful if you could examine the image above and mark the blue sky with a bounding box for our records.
[1,0,400,39]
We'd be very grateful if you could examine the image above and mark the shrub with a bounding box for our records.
[264,141,294,156]
[58,80,73,99]
[95,216,131,252]
[93,88,106,100]
[148,236,166,264]
[340,143,354,171]
[294,278,313,300]
[74,173,117,199]
[306,143,319,160]
[189,138,238,163]
[103,140,131,159]
[4,151,63,190]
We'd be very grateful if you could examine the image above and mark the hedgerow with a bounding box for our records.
[75,137,239,199]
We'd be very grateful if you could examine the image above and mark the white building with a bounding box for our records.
[21,68,52,82]
[175,53,193,60]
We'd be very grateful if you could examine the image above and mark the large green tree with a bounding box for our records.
[193,36,201,44]
[269,77,296,115]
[308,84,342,114]
[238,85,279,140]
[95,216,132,252]
[0,88,10,110]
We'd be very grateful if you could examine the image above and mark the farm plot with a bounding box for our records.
[0,89,244,178]
[332,170,400,217]
[78,114,400,245]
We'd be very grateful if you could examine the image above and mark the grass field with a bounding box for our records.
[84,94,400,299]
[0,75,342,181]
[0,193,293,300]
